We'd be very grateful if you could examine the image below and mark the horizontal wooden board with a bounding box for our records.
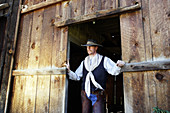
[121,60,170,72]
[54,3,141,27]
[12,67,66,76]
[21,0,68,14]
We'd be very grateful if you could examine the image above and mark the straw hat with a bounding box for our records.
[81,39,103,47]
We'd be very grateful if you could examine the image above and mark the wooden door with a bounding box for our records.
[8,1,68,113]
[120,0,170,113]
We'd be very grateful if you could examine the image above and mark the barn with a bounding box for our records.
[0,0,169,113]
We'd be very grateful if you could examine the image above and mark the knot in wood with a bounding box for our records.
[155,73,164,81]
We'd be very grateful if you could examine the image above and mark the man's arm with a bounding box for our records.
[66,61,84,81]
[104,57,125,75]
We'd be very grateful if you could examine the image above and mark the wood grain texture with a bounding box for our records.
[35,5,55,113]
[21,0,67,14]
[149,0,169,61]
[120,0,149,113]
[120,0,170,113]
[54,4,140,27]
[10,12,33,112]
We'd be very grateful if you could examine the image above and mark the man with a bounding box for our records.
[66,39,125,113]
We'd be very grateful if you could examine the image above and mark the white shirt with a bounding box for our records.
[68,54,121,81]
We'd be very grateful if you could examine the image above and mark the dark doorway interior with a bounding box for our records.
[0,17,7,85]
[67,17,124,113]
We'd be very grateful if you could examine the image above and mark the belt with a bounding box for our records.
[91,89,104,95]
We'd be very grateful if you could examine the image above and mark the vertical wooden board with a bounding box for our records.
[120,0,145,63]
[10,12,33,112]
[149,0,169,60]
[140,0,153,61]
[21,9,44,113]
[61,1,70,21]
[120,1,150,113]
[9,76,26,113]
[131,72,150,113]
[49,75,66,113]
[35,76,50,113]
[120,11,146,63]
[22,76,37,113]
[148,70,170,111]
[146,71,157,113]
[101,0,118,10]
[28,9,44,69]
[50,26,68,112]
[84,0,97,15]
[17,13,33,70]
[123,72,150,113]
[123,73,133,113]
[38,6,55,69]
[35,5,55,113]
[68,0,83,18]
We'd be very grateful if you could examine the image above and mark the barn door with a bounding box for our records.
[8,1,69,113]
[120,0,169,113]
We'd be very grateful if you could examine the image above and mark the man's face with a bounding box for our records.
[87,46,98,55]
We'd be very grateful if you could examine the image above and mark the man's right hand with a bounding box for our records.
[64,60,70,72]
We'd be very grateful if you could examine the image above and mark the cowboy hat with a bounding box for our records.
[81,39,103,47]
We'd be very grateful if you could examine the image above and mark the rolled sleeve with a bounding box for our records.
[104,57,121,76]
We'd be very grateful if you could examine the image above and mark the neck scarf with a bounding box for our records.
[84,53,104,97]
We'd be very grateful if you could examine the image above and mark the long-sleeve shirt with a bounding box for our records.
[68,54,121,81]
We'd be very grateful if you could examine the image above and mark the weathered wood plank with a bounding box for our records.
[149,0,169,61]
[50,26,68,113]
[147,1,170,112]
[11,12,33,112]
[3,0,22,112]
[50,75,67,113]
[121,60,170,72]
[35,75,50,112]
[147,70,170,112]
[120,0,150,113]
[0,3,9,10]
[141,0,153,61]
[9,76,27,113]
[21,0,67,14]
[12,67,66,76]
[35,5,55,113]
[54,3,141,27]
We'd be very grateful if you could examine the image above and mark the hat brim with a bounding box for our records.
[81,44,103,47]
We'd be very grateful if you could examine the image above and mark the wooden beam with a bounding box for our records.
[12,67,66,76]
[0,3,9,10]
[121,60,170,72]
[54,3,141,27]
[21,0,68,14]
[4,0,22,112]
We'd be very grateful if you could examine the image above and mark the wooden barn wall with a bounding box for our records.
[9,5,68,113]
[8,0,121,113]
[3,0,168,113]
[120,0,169,113]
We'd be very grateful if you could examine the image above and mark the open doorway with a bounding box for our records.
[67,17,124,113]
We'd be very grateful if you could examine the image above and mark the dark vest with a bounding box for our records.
[82,56,108,91]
